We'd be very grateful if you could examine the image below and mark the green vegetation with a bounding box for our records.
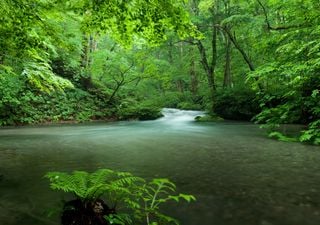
[0,0,319,144]
[45,169,195,225]
[195,114,224,122]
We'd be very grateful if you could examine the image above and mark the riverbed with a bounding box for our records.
[0,109,319,225]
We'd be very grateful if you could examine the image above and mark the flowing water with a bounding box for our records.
[0,108,320,225]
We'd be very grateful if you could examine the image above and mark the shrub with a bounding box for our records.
[177,102,202,110]
[213,87,260,120]
[117,100,163,121]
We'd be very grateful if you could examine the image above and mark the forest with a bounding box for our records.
[1,1,320,225]
[1,0,319,144]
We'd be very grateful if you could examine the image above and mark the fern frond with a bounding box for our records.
[111,176,145,187]
[45,171,90,199]
[88,169,114,186]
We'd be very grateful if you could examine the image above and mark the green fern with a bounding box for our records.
[45,169,143,203]
[45,169,195,225]
[22,49,73,93]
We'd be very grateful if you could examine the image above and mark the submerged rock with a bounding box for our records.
[61,199,115,225]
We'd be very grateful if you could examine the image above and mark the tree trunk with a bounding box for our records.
[80,34,96,89]
[224,28,255,71]
[189,47,198,95]
[108,79,125,104]
[196,40,215,99]
[211,25,218,84]
[168,40,174,64]
[223,34,232,88]
[80,34,89,68]
[176,80,184,93]
[223,0,232,88]
[221,27,264,90]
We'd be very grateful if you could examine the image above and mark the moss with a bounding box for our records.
[117,101,163,121]
[213,87,260,120]
[195,115,224,122]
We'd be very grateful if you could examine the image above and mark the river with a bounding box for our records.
[0,108,319,225]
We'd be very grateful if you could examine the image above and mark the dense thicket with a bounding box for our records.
[0,0,319,144]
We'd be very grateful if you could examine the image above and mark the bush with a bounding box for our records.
[213,87,260,120]
[117,100,163,120]
[153,91,204,110]
[177,102,202,110]
[254,75,320,145]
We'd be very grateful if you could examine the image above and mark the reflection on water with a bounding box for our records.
[0,109,320,225]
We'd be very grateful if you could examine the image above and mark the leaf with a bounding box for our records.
[178,194,196,202]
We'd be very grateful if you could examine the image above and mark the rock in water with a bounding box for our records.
[61,199,115,225]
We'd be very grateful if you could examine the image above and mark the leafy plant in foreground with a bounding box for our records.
[45,169,195,225]
[136,178,196,225]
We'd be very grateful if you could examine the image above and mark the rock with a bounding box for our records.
[195,115,224,122]
[61,199,115,225]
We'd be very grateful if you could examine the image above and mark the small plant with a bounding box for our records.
[130,178,196,225]
[45,169,195,225]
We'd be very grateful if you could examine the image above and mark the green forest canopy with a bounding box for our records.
[0,0,319,144]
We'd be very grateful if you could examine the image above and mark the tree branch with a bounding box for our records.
[256,0,305,31]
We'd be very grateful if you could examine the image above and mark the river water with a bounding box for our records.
[0,108,319,225]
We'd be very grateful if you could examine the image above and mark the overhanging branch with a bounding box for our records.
[256,0,305,31]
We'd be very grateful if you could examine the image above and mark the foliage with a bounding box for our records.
[132,178,196,225]
[0,67,23,125]
[46,169,143,204]
[213,87,261,120]
[253,67,320,144]
[300,120,320,145]
[153,91,204,110]
[116,100,163,121]
[58,0,198,46]
[177,102,202,110]
[195,114,224,122]
[45,169,195,225]
[268,131,298,143]
[0,84,111,125]
[22,51,74,92]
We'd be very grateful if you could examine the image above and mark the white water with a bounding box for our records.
[160,108,204,122]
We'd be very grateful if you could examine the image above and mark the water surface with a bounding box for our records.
[0,109,319,225]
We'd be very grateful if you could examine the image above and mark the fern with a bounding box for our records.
[22,49,73,92]
[45,169,146,205]
[46,169,195,225]
[46,171,90,200]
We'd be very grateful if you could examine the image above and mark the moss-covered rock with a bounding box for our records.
[213,87,260,120]
[195,115,224,122]
[117,101,163,121]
